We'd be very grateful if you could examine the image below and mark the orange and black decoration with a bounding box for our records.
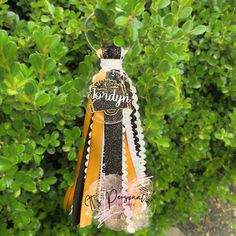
[64,45,152,233]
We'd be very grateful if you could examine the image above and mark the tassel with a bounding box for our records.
[64,45,152,233]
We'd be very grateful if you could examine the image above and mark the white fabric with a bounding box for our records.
[121,48,128,58]
[100,59,123,71]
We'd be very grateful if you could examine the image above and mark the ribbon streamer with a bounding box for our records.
[64,45,152,233]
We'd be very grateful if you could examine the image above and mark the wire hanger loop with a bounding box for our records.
[84,12,97,53]
[84,12,136,54]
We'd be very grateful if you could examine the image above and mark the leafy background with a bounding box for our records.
[0,0,235,235]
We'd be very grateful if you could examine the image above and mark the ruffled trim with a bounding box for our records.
[123,108,143,178]
[122,71,147,182]
[84,115,94,179]
[122,121,134,233]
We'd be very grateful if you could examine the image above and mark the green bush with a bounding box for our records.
[0,0,235,235]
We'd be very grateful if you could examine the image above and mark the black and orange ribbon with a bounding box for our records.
[64,46,152,233]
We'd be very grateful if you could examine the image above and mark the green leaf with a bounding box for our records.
[95,9,108,24]
[35,147,46,155]
[41,15,51,22]
[191,25,207,35]
[134,2,145,16]
[15,144,25,154]
[163,13,173,26]
[29,53,43,71]
[113,36,124,47]
[22,180,37,193]
[68,149,76,160]
[67,89,81,106]
[45,0,55,16]
[182,20,193,32]
[76,137,84,148]
[179,7,192,19]
[173,29,184,39]
[13,213,30,228]
[4,41,17,61]
[46,176,57,185]
[62,146,71,152]
[35,92,50,106]
[0,178,7,191]
[159,0,171,9]
[51,131,59,139]
[158,60,171,73]
[45,58,56,73]
[134,18,142,29]
[24,81,37,96]
[157,137,170,148]
[15,172,37,193]
[7,89,18,96]
[171,1,178,14]
[33,31,44,53]
[28,112,45,130]
[115,16,129,26]
[78,62,88,76]
[47,146,55,154]
[40,181,50,192]
[0,157,13,173]
[72,127,81,138]
[0,30,8,48]
[45,76,56,85]
[11,201,25,212]
[229,25,236,32]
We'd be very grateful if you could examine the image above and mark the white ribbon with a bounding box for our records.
[100,59,123,71]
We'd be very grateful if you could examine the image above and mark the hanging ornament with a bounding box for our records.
[64,13,153,234]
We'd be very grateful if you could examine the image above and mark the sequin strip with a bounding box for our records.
[95,125,105,228]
